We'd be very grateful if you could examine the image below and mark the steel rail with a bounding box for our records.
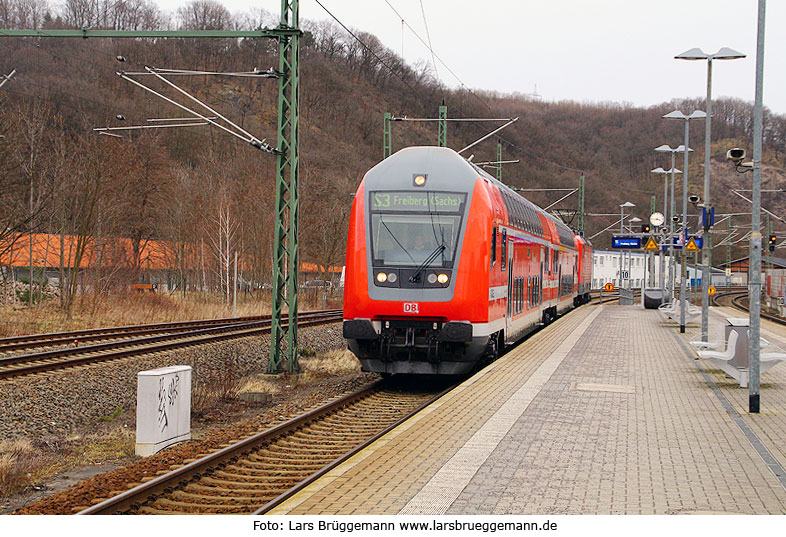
[0,311,339,353]
[78,379,454,515]
[0,312,342,380]
[0,314,273,347]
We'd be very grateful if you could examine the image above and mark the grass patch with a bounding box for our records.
[75,430,135,464]
[239,349,360,395]
[97,407,124,422]
[0,429,137,499]
[0,291,275,338]
[0,439,43,497]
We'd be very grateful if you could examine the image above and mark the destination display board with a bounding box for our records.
[611,236,642,249]
[371,191,466,213]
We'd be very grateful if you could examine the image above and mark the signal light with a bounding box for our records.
[641,224,651,233]
[769,234,777,252]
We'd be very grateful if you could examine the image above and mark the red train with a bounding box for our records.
[343,147,592,375]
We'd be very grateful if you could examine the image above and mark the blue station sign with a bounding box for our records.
[612,236,642,249]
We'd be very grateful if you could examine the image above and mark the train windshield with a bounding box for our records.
[369,191,467,267]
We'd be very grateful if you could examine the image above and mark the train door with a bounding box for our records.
[506,235,513,328]
[540,257,544,305]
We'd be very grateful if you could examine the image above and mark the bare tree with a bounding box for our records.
[177,0,233,30]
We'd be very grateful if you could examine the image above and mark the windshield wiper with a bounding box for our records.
[409,244,446,283]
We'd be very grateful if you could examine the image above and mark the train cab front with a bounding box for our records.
[342,147,490,375]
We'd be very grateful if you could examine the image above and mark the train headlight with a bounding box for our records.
[376,272,387,283]
[413,174,427,187]
[427,273,437,284]
[437,273,449,284]
[387,272,398,283]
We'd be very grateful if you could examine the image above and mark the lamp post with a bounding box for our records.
[663,110,705,333]
[654,144,693,296]
[630,217,642,288]
[749,0,766,413]
[651,164,680,293]
[619,202,635,289]
[676,46,746,342]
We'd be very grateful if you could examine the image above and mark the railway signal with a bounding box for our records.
[769,234,777,252]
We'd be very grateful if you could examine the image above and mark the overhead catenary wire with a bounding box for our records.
[418,0,439,82]
[319,1,589,177]
[0,68,16,89]
[115,66,276,152]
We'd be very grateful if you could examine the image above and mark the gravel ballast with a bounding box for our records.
[0,323,345,440]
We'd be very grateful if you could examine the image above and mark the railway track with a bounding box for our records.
[0,310,342,381]
[77,378,454,515]
[0,315,274,355]
[593,289,641,304]
[712,288,786,327]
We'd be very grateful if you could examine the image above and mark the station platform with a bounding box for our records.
[269,303,786,515]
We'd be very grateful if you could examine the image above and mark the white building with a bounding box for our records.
[592,250,729,290]
[592,250,663,289]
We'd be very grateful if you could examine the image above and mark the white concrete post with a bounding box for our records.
[135,365,192,456]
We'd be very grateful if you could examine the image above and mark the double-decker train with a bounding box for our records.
[342,146,592,375]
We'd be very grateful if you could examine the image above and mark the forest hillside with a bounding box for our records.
[2,0,784,302]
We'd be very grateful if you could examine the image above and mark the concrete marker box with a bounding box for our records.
[135,365,192,457]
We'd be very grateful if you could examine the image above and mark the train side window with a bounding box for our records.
[544,248,549,272]
[501,230,507,271]
[491,227,497,268]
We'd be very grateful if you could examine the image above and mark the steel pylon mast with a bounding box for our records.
[383,112,392,159]
[437,104,447,147]
[268,0,301,374]
[577,173,585,234]
[2,0,303,374]
[496,140,503,180]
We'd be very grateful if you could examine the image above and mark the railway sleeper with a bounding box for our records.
[172,490,277,505]
[144,498,252,514]
[184,483,301,497]
[210,469,323,482]
[278,432,371,444]
[221,463,319,477]
[196,472,304,491]
[256,444,354,456]
[224,458,327,471]
[305,424,385,436]
[286,431,373,443]
[245,452,330,465]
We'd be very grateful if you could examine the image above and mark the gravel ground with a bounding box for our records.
[0,320,386,514]
[0,323,346,440]
[11,372,378,514]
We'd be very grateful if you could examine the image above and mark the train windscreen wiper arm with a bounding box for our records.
[409,244,446,283]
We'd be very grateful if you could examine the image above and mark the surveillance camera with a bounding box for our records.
[688,195,700,205]
[726,148,746,165]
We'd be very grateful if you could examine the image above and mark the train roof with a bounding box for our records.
[368,147,583,246]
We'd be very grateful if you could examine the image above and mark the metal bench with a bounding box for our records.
[659,299,700,323]
[697,330,785,388]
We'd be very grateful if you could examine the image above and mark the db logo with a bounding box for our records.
[403,302,419,314]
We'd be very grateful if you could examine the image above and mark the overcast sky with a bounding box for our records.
[157,0,784,114]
